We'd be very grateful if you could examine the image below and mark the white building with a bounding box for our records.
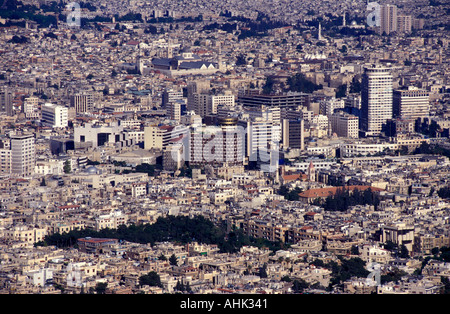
[74,122,134,149]
[194,93,235,117]
[393,87,429,120]
[41,103,68,128]
[320,97,345,116]
[340,141,398,157]
[360,65,393,136]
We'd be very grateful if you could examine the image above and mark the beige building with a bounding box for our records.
[3,225,47,247]
[393,87,429,120]
[329,111,359,138]
[380,223,415,253]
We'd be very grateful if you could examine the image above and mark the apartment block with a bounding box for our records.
[10,133,35,177]
[329,111,359,138]
[393,87,430,120]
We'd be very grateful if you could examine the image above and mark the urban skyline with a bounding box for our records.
[0,0,449,298]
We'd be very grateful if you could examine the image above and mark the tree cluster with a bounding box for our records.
[37,215,287,254]
[287,73,323,93]
[437,186,450,199]
[314,187,381,212]
[278,185,302,201]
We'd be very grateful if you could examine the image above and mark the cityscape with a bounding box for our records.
[0,0,449,298]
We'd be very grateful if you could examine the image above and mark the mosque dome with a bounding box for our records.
[85,166,99,174]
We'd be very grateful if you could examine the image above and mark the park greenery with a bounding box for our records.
[277,185,303,201]
[36,215,288,254]
[312,187,381,211]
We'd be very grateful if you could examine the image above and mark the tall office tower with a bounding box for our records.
[70,92,95,114]
[162,89,184,108]
[194,93,209,117]
[360,65,393,136]
[282,119,305,150]
[187,80,210,111]
[397,15,412,33]
[239,117,280,172]
[380,4,398,35]
[329,111,359,138]
[10,134,35,177]
[41,103,68,128]
[0,87,13,116]
[393,87,430,120]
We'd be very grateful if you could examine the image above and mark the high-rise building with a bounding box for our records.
[168,100,182,122]
[239,117,280,172]
[393,87,429,120]
[41,103,68,128]
[0,148,11,174]
[144,125,188,151]
[238,91,310,111]
[360,65,393,136]
[397,15,412,33]
[320,97,345,116]
[10,134,35,177]
[22,96,40,120]
[247,106,281,125]
[380,4,398,35]
[282,119,305,150]
[0,87,13,116]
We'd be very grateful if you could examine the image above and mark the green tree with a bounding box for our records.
[287,73,322,93]
[95,282,107,294]
[158,254,167,261]
[258,263,268,278]
[235,54,247,66]
[139,271,163,287]
[335,84,347,98]
[63,160,71,174]
[169,254,178,266]
[262,76,275,94]
[292,279,309,293]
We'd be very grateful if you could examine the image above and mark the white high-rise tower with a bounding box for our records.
[360,65,393,136]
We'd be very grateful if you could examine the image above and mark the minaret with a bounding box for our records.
[308,161,315,182]
[343,12,346,27]
[218,44,224,71]
[167,38,173,58]
[318,23,322,41]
